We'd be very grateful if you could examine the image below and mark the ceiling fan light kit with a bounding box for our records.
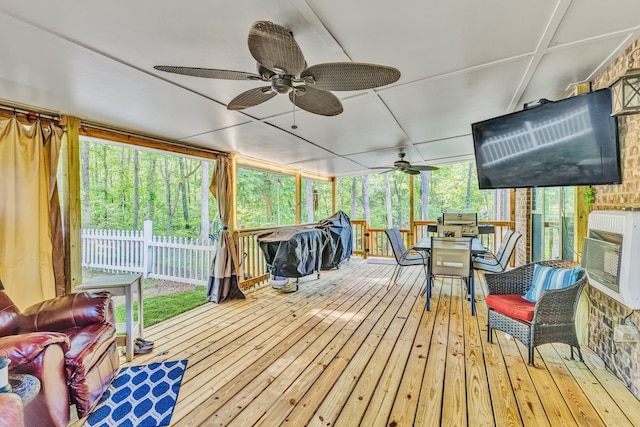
[155,20,400,116]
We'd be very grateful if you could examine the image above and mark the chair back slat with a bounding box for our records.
[430,237,471,277]
[385,228,408,262]
[496,230,522,269]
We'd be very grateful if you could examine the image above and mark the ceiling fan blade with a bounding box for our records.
[227,86,276,110]
[154,66,263,81]
[301,62,401,91]
[404,169,422,175]
[248,21,306,75]
[409,165,440,171]
[290,86,343,116]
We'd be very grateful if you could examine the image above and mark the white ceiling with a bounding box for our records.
[0,0,639,177]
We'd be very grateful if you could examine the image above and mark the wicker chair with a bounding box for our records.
[485,259,587,366]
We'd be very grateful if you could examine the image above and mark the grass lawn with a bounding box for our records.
[114,285,208,328]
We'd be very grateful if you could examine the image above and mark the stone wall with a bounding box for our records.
[588,286,640,398]
[586,39,640,399]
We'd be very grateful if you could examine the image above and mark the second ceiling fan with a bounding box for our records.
[373,152,439,175]
[154,20,401,116]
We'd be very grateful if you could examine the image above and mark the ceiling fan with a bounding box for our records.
[374,152,439,175]
[154,20,401,116]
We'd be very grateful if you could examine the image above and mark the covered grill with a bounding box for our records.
[257,227,324,280]
[316,211,353,270]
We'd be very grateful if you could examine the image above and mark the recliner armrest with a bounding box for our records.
[0,332,70,367]
[18,292,113,333]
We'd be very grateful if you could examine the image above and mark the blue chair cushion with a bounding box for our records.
[523,264,583,303]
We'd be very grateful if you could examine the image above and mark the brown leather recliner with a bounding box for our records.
[0,290,120,427]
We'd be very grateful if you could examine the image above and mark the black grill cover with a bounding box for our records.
[316,211,353,269]
[257,227,324,278]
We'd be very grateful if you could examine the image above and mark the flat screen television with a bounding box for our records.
[471,88,621,189]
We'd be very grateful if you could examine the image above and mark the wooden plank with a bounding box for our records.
[412,277,451,427]
[495,327,550,426]
[378,281,437,426]
[556,349,634,427]
[282,268,424,426]
[166,271,366,388]
[535,343,604,426]
[581,347,640,423]
[172,263,392,425]
[80,124,220,160]
[101,261,640,427]
[463,273,494,427]
[202,266,397,426]
[233,269,417,427]
[304,270,424,427]
[441,277,468,426]
[512,343,578,426]
[62,115,83,292]
[355,270,438,427]
[476,275,523,427]
[136,280,325,366]
[239,273,269,289]
[337,269,429,426]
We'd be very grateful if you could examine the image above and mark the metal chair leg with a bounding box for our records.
[387,264,401,289]
[419,264,427,296]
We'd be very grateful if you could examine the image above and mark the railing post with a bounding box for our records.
[143,220,152,278]
[363,221,370,259]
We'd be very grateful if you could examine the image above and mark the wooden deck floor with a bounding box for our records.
[132,258,640,426]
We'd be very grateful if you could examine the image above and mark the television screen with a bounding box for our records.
[472,88,621,189]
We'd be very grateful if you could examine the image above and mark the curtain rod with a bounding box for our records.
[0,103,61,121]
[0,101,227,158]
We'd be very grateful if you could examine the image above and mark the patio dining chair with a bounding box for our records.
[428,237,473,311]
[485,259,587,366]
[384,228,428,293]
[473,229,521,273]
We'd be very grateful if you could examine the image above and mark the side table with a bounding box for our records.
[8,374,40,405]
[76,274,144,361]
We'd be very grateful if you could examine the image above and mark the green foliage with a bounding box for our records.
[585,186,596,205]
[335,162,496,229]
[424,162,494,220]
[80,140,499,235]
[300,179,332,223]
[236,167,297,228]
[114,286,207,328]
[80,140,217,237]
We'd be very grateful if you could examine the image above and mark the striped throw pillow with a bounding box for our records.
[523,264,583,303]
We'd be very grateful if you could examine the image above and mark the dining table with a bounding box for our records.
[412,236,488,315]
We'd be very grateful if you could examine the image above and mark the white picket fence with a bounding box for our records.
[81,220,215,285]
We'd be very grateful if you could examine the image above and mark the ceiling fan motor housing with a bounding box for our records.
[271,76,293,94]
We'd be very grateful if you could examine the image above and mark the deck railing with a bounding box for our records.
[82,218,514,290]
[354,220,515,262]
[81,220,215,286]
[236,226,272,289]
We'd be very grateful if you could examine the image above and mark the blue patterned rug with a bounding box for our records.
[85,360,188,427]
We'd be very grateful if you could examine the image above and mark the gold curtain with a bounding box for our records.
[0,116,63,309]
[206,156,245,302]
